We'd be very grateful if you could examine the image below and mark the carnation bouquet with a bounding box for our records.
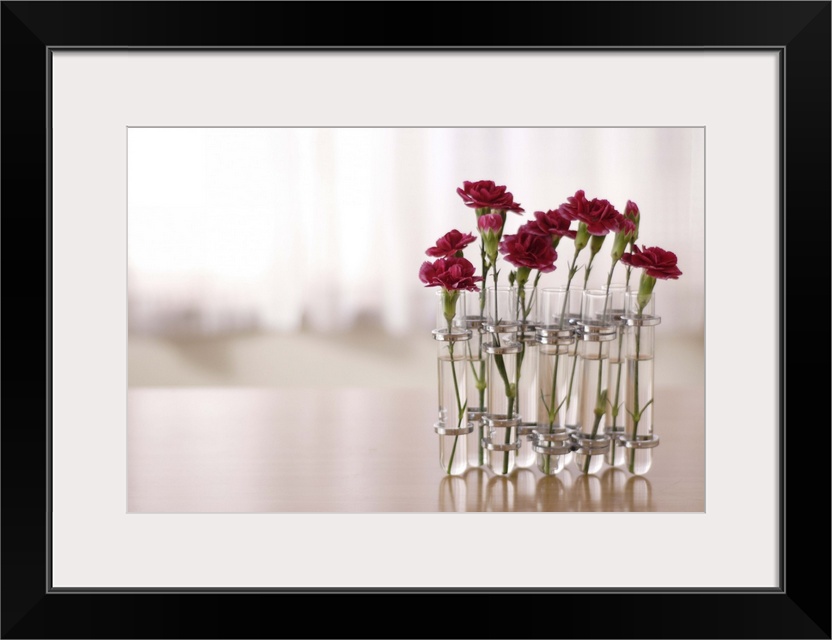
[421,181,681,477]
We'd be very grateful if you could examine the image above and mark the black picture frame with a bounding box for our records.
[2,2,829,638]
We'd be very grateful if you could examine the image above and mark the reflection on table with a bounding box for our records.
[439,467,657,512]
[128,387,703,513]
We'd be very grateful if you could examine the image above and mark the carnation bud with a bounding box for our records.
[637,273,657,312]
[442,289,460,323]
[611,220,635,262]
[589,233,606,257]
[611,231,628,262]
[624,200,640,243]
[574,223,590,251]
[478,213,504,265]
[484,237,499,265]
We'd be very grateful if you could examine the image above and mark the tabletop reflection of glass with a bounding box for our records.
[438,467,654,512]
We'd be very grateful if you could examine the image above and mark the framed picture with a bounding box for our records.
[2,2,828,638]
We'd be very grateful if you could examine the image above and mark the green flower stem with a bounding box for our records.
[518,271,542,323]
[475,242,491,464]
[624,239,636,291]
[515,340,525,425]
[582,264,617,473]
[609,326,625,462]
[628,323,646,473]
[479,243,490,316]
[582,396,609,472]
[476,358,486,465]
[514,275,537,425]
[489,266,516,474]
[609,261,627,449]
[515,282,527,436]
[508,290,530,474]
[502,396,516,474]
[477,420,485,466]
[445,318,466,475]
[583,253,596,289]
[539,350,567,475]
[478,360,486,411]
[464,339,487,466]
[491,268,501,344]
[511,271,542,472]
[566,347,580,420]
[562,252,583,415]
[539,248,582,475]
[582,308,607,474]
[626,284,655,473]
[547,301,569,429]
[489,269,513,391]
[567,254,595,406]
[464,336,487,409]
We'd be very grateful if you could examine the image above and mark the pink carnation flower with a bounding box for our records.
[418,257,483,292]
[425,229,477,258]
[557,190,623,236]
[498,226,558,273]
[556,189,592,220]
[526,209,577,240]
[620,245,682,280]
[457,180,525,214]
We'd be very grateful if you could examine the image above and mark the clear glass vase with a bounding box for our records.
[483,339,521,476]
[603,284,628,467]
[573,289,615,474]
[433,290,472,476]
[533,427,572,475]
[623,290,661,474]
[515,282,539,468]
[535,288,576,474]
[484,285,519,345]
[515,325,538,468]
[456,291,487,467]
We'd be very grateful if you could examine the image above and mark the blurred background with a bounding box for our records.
[128,127,704,389]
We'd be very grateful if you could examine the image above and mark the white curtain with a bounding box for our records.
[128,127,704,336]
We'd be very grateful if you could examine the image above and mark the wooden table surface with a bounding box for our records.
[128,386,704,513]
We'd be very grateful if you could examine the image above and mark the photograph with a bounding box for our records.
[126,126,705,513]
